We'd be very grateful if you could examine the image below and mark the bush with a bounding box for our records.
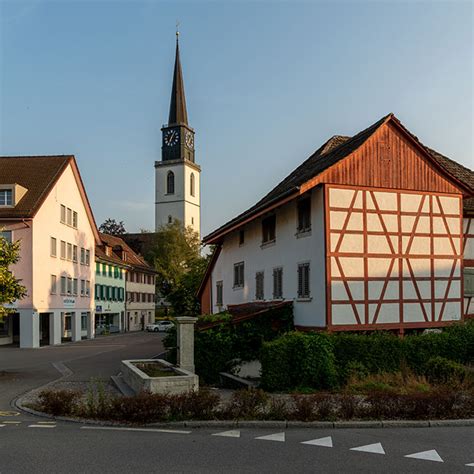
[223,388,269,419]
[261,332,337,392]
[37,389,80,416]
[164,306,294,385]
[423,356,471,386]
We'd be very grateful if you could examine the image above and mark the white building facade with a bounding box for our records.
[199,115,473,333]
[0,156,99,348]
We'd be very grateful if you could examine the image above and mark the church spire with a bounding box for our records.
[168,30,188,126]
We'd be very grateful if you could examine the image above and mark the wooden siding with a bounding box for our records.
[301,122,462,196]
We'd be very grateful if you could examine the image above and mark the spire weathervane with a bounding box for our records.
[176,21,180,40]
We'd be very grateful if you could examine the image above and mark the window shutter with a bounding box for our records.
[298,266,303,297]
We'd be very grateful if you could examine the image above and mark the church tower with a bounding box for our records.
[155,32,201,237]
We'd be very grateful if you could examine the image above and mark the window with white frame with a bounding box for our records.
[66,208,72,226]
[216,281,223,306]
[50,237,57,257]
[0,189,13,206]
[80,248,85,265]
[85,249,90,266]
[72,211,78,228]
[297,196,311,233]
[51,275,57,294]
[67,277,73,295]
[262,215,276,244]
[85,280,90,297]
[72,245,78,263]
[60,240,66,259]
[255,271,264,300]
[233,262,244,288]
[67,243,72,261]
[60,205,66,223]
[273,267,283,299]
[80,280,85,296]
[72,278,78,296]
[60,276,67,295]
[297,263,310,299]
[465,268,474,297]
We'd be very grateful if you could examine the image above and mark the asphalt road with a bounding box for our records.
[0,422,473,473]
[1,332,473,473]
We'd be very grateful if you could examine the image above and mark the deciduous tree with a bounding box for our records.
[99,218,126,235]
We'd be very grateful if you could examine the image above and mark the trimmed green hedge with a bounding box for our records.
[164,305,294,384]
[260,320,474,391]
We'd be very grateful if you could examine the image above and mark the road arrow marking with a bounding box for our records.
[212,430,241,438]
[350,442,385,454]
[404,450,444,463]
[301,436,333,447]
[256,432,285,442]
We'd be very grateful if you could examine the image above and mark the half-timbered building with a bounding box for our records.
[198,114,474,332]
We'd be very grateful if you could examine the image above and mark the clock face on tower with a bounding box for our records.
[164,129,179,146]
[185,130,194,149]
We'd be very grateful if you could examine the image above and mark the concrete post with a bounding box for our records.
[176,316,198,374]
[71,312,81,342]
[87,311,95,340]
[19,309,39,348]
[50,311,62,345]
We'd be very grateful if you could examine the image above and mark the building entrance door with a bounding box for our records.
[39,313,50,346]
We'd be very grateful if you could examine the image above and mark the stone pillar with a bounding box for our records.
[176,316,197,374]
[87,311,95,340]
[50,311,62,345]
[71,312,81,342]
[19,309,39,348]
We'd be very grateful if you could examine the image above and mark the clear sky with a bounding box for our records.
[1,0,472,237]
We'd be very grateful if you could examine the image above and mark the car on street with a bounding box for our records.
[146,320,174,332]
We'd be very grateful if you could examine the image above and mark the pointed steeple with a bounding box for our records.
[168,32,188,126]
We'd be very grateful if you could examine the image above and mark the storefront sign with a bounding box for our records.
[63,298,75,308]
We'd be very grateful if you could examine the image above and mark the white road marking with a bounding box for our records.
[28,425,56,429]
[466,463,474,467]
[80,426,191,434]
[3,421,21,424]
[404,449,444,463]
[212,430,241,438]
[350,442,385,454]
[301,436,333,448]
[255,432,285,442]
[0,424,5,428]
[37,421,56,424]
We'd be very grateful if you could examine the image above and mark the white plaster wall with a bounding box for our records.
[32,163,95,314]
[125,279,155,331]
[155,161,200,237]
[210,187,326,327]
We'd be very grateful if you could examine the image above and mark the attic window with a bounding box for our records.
[0,189,13,206]
[262,215,276,244]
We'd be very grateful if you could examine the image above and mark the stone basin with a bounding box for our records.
[121,359,199,395]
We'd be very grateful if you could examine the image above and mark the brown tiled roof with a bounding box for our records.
[204,114,474,243]
[98,232,156,273]
[0,155,72,218]
[203,114,390,243]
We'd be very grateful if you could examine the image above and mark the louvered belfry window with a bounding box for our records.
[273,267,283,299]
[298,263,310,298]
[255,272,264,300]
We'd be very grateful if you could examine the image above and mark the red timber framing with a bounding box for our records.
[463,216,474,317]
[325,184,464,332]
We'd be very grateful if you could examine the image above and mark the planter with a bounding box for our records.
[121,359,199,395]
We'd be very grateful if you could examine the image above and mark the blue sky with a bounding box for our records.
[1,0,472,236]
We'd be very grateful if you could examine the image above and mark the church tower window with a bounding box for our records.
[190,173,195,197]
[167,171,175,194]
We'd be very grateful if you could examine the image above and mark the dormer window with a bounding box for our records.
[0,189,12,206]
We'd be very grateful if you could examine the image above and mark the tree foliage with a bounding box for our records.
[0,234,27,320]
[99,218,126,235]
[146,220,207,316]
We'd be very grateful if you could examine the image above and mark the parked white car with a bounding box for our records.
[146,320,174,332]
